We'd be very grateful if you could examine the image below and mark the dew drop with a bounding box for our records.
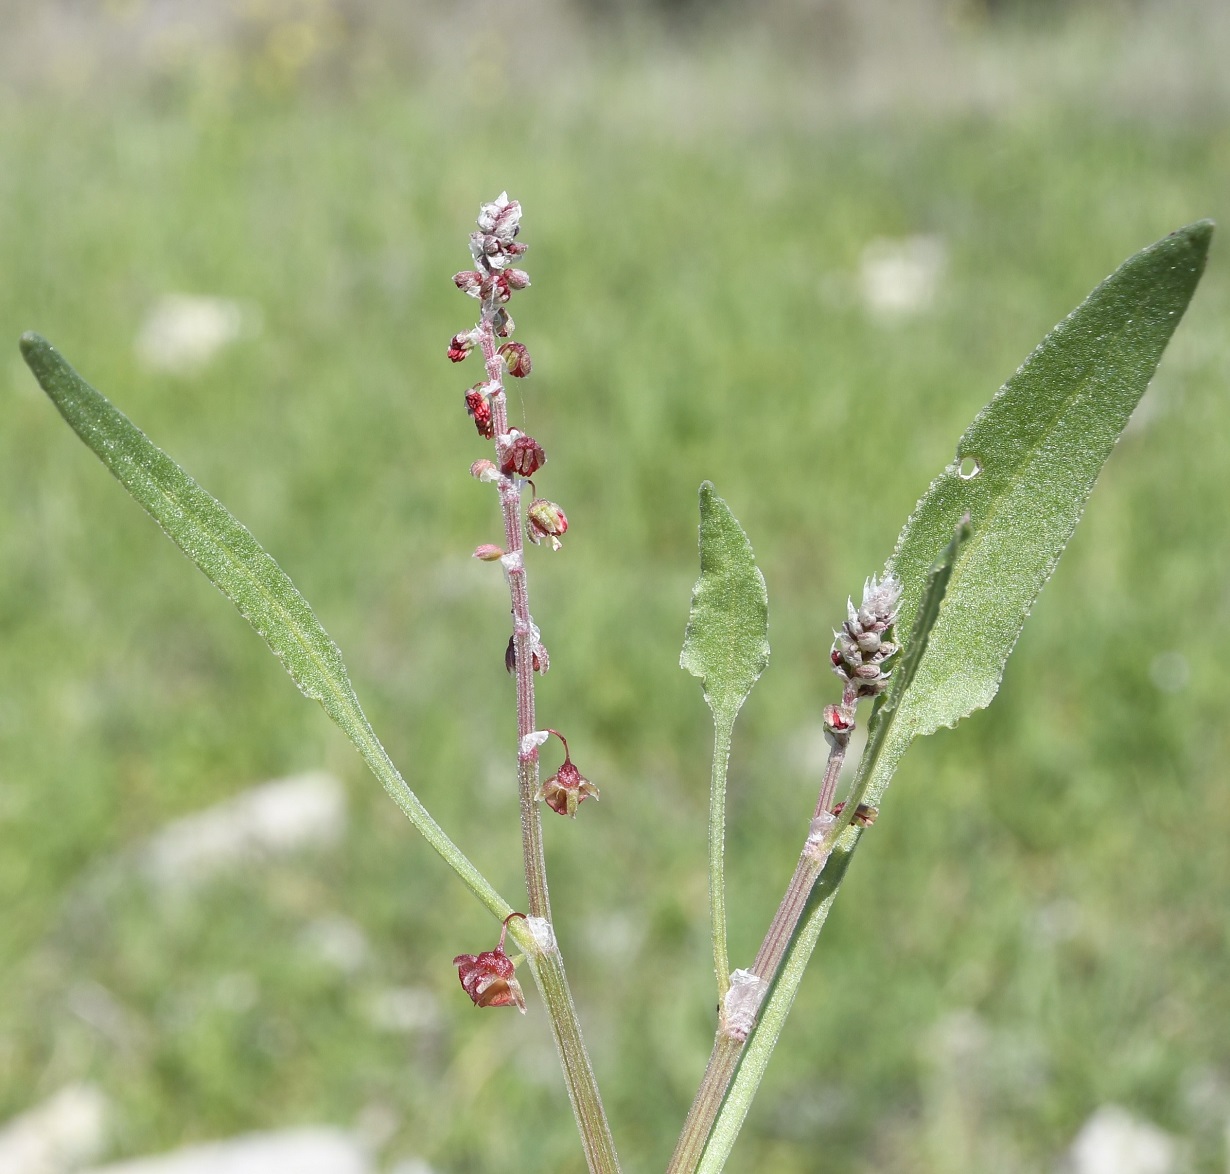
[958,455,982,480]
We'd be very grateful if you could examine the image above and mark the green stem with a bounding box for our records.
[665,1033,743,1174]
[479,298,620,1172]
[709,715,735,1002]
[516,936,622,1173]
[697,838,858,1173]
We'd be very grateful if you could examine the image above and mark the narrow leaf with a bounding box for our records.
[873,221,1211,793]
[680,481,770,722]
[21,333,509,919]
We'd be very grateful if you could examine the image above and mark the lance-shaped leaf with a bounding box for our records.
[866,220,1212,798]
[680,481,770,722]
[20,332,508,920]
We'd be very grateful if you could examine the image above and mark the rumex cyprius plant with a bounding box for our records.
[19,199,1213,1171]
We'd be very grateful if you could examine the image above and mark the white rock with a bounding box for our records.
[360,987,441,1034]
[81,1128,368,1174]
[134,295,258,374]
[298,916,371,975]
[858,234,946,318]
[1065,1104,1177,1174]
[140,772,346,892]
[0,1083,109,1174]
[386,1161,436,1174]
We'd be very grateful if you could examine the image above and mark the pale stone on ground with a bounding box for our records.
[859,234,946,317]
[0,1083,109,1174]
[140,772,346,891]
[1065,1104,1178,1174]
[80,1128,368,1174]
[134,295,258,373]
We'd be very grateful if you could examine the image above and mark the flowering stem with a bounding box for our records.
[666,732,848,1174]
[669,577,903,1172]
[459,195,620,1173]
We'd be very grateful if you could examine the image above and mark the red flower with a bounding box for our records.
[535,730,599,818]
[453,913,527,1013]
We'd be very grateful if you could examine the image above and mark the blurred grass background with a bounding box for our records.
[2,0,1230,1170]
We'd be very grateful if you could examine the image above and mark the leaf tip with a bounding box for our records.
[19,331,47,361]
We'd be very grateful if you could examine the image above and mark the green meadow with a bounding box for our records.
[3,13,1230,1171]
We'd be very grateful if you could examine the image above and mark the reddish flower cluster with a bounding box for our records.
[445,196,602,1007]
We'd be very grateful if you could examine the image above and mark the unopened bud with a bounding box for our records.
[470,459,499,481]
[453,270,483,298]
[823,704,854,735]
[504,268,530,290]
[476,192,522,243]
[526,498,568,550]
[499,342,532,378]
[447,331,476,363]
[473,544,505,562]
[464,386,494,439]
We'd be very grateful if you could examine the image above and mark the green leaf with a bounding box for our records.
[680,482,770,999]
[696,223,1212,1172]
[680,481,770,723]
[21,333,509,920]
[869,220,1212,799]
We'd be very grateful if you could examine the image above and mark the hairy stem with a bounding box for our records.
[709,716,734,1003]
[477,300,620,1173]
[667,731,850,1173]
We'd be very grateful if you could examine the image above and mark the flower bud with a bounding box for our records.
[504,269,530,290]
[526,498,568,550]
[447,331,477,363]
[477,192,522,243]
[473,544,505,562]
[499,342,532,378]
[499,431,546,478]
[470,459,499,481]
[452,270,483,298]
[464,386,494,439]
[830,572,901,698]
[823,704,854,735]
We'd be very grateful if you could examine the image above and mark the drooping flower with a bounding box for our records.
[536,730,599,818]
[526,498,568,550]
[453,913,527,1013]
